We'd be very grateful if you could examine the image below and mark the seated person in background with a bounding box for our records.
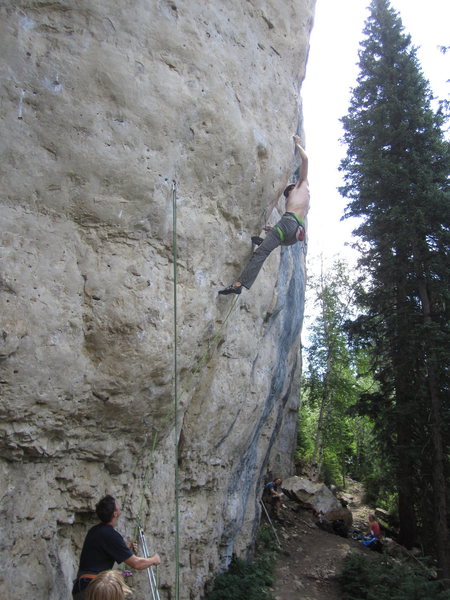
[85,570,131,600]
[263,477,284,521]
[361,514,382,551]
[72,495,161,599]
[368,514,381,538]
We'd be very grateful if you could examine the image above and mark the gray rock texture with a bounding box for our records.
[0,1,315,598]
[283,476,343,514]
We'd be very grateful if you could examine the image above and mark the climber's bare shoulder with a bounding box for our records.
[286,180,310,219]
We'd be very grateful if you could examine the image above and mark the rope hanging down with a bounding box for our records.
[171,181,241,600]
[130,183,239,517]
[129,180,241,600]
[172,180,180,600]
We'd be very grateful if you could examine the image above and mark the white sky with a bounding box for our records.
[302,0,450,272]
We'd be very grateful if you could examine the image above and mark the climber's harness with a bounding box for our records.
[72,572,97,597]
[78,574,97,582]
[274,212,305,243]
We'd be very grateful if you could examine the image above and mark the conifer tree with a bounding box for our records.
[339,0,450,579]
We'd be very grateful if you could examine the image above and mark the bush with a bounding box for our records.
[206,527,278,600]
[256,524,279,552]
[339,552,450,600]
[206,555,275,600]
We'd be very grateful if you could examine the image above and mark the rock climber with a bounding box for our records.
[72,495,161,599]
[218,135,309,295]
[263,477,284,521]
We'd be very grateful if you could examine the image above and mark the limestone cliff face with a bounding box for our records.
[0,1,315,598]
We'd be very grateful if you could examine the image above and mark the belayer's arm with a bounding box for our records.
[125,552,161,570]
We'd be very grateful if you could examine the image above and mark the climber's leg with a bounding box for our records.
[237,229,281,290]
[218,215,300,295]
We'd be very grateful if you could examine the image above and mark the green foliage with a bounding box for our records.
[296,393,316,462]
[321,449,344,487]
[300,0,450,572]
[206,554,276,600]
[339,0,450,564]
[206,527,278,600]
[300,258,376,486]
[339,552,450,600]
[256,524,279,553]
[362,463,397,512]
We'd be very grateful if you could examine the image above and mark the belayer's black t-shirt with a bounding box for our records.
[78,523,133,574]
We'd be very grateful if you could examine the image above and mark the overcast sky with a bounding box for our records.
[302,0,450,273]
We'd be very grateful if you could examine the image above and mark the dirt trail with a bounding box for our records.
[270,479,372,600]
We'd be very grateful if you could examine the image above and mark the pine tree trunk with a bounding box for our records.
[397,429,417,549]
[395,282,417,549]
[417,278,450,582]
[311,385,327,481]
[311,275,334,481]
[428,364,450,582]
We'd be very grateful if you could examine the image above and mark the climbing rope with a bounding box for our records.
[128,179,241,599]
[125,169,309,595]
[173,180,180,600]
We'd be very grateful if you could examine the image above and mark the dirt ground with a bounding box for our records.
[268,479,373,600]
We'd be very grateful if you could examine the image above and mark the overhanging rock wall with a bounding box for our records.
[0,1,315,598]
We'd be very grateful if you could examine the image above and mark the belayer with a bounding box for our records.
[262,477,284,521]
[72,495,161,599]
[219,135,310,295]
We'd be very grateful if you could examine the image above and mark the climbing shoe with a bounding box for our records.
[251,236,263,246]
[218,284,242,295]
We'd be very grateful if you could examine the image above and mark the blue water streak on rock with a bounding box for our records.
[219,242,306,565]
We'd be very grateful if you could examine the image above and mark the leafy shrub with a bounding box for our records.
[339,552,450,600]
[206,555,275,600]
[206,527,278,600]
[256,524,279,552]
